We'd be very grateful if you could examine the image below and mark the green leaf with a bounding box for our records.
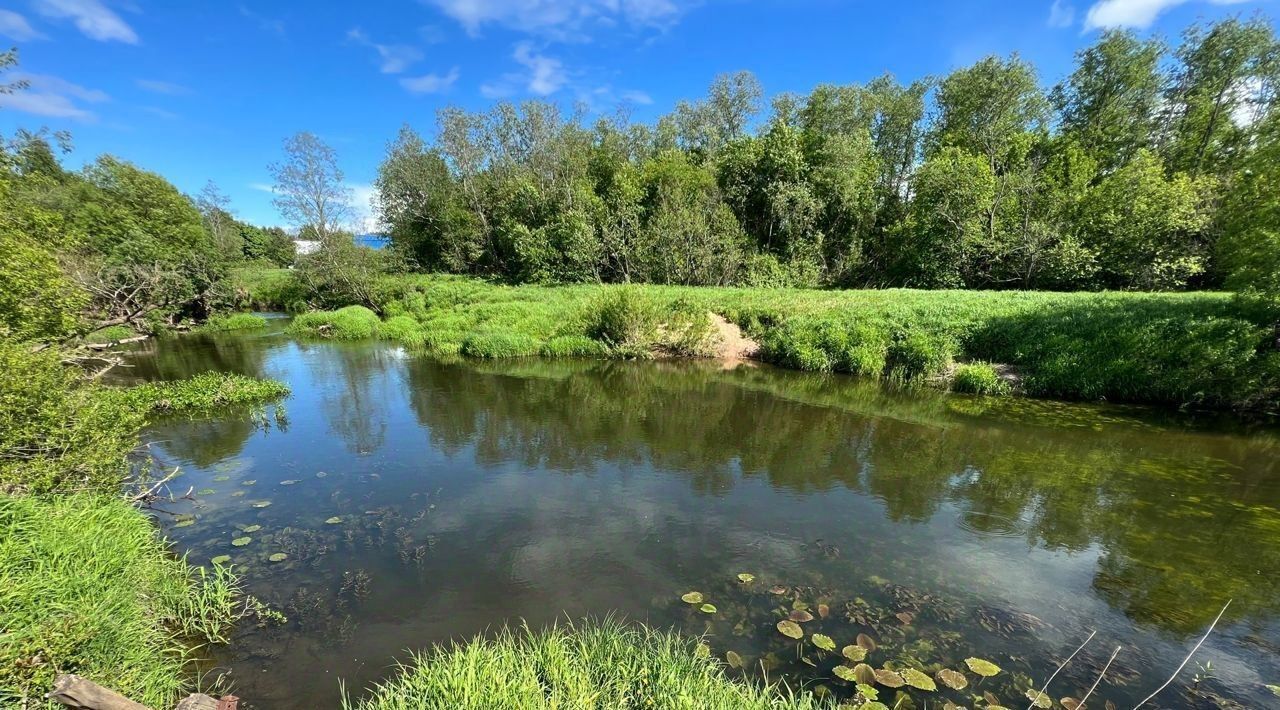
[811,634,836,651]
[680,591,703,604]
[231,537,251,546]
[700,603,717,614]
[1025,689,1052,708]
[736,573,754,583]
[776,620,803,639]
[210,555,231,565]
[726,650,743,668]
[936,668,967,690]
[965,657,1002,677]
[833,665,857,682]
[243,525,261,533]
[842,645,867,662]
[325,516,343,524]
[251,501,272,508]
[901,668,936,691]
[269,553,288,562]
[174,519,195,528]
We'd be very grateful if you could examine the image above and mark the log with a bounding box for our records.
[46,675,153,710]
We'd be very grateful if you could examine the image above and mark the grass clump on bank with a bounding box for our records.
[0,494,239,709]
[951,362,1012,395]
[344,620,828,710]
[83,324,137,344]
[290,305,382,340]
[196,313,269,333]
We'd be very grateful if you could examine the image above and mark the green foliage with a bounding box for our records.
[0,493,240,709]
[121,373,290,415]
[541,335,609,358]
[461,332,543,359]
[379,315,427,347]
[951,363,1012,395]
[343,619,829,710]
[586,288,662,352]
[294,235,389,308]
[290,305,382,340]
[82,324,136,344]
[229,266,308,312]
[197,313,268,333]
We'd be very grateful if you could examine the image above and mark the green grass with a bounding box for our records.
[262,270,1280,410]
[228,265,308,312]
[290,305,382,340]
[83,324,137,344]
[120,372,291,415]
[951,362,1012,395]
[196,313,269,333]
[343,619,830,710]
[0,494,240,709]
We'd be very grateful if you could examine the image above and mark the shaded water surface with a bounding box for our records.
[118,324,1280,709]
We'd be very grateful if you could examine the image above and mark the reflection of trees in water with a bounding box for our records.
[151,416,256,467]
[404,357,1280,633]
[115,332,275,383]
[304,343,394,456]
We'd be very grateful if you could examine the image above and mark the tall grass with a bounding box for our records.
[196,313,269,333]
[0,494,240,709]
[343,619,830,710]
[263,270,1280,410]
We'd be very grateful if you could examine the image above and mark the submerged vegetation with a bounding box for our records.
[344,620,830,710]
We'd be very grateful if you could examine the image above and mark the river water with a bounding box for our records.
[117,320,1280,709]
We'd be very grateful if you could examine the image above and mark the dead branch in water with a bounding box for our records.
[130,466,181,504]
[1023,629,1097,710]
[1131,599,1232,709]
[1078,646,1122,708]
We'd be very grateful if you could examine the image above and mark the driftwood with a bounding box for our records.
[48,675,238,710]
[47,675,152,710]
[85,335,149,351]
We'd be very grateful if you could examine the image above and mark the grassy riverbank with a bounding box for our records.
[0,339,290,707]
[345,620,829,710]
[242,268,1280,411]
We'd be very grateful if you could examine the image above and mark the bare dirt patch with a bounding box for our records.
[710,313,760,362]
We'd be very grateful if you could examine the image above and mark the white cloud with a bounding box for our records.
[0,10,45,40]
[1047,0,1075,27]
[481,42,568,97]
[423,0,690,40]
[33,0,137,44]
[349,183,382,233]
[1083,0,1254,30]
[249,182,277,194]
[346,27,423,74]
[400,66,460,94]
[621,89,652,105]
[135,78,192,95]
[0,72,108,120]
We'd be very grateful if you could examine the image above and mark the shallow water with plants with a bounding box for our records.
[114,321,1280,709]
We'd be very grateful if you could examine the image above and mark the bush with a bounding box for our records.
[197,313,268,333]
[541,335,609,357]
[290,305,381,340]
[886,331,954,383]
[343,620,829,710]
[586,288,661,351]
[0,494,239,709]
[952,362,1011,395]
[461,332,543,359]
[661,300,720,357]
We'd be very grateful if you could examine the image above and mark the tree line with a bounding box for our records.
[374,18,1280,292]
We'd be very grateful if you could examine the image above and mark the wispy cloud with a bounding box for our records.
[346,27,422,74]
[249,182,277,194]
[482,42,568,97]
[135,78,192,96]
[0,9,45,40]
[423,0,691,41]
[1083,0,1255,30]
[0,72,108,120]
[238,3,285,35]
[33,0,137,44]
[621,89,653,105]
[400,66,460,94]
[1047,0,1075,27]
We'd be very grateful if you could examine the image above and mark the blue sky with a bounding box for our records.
[0,0,1275,230]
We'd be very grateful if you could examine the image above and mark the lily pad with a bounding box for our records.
[699,603,717,614]
[769,585,788,595]
[681,591,704,604]
[855,684,878,700]
[197,488,215,496]
[872,668,904,688]
[694,643,710,659]
[842,645,867,662]
[243,524,262,533]
[936,668,968,690]
[1061,698,1081,710]
[174,519,195,528]
[776,620,803,639]
[791,600,809,611]
[210,555,231,565]
[811,634,835,652]
[1268,684,1280,698]
[231,491,246,497]
[252,501,272,508]
[856,703,889,710]
[736,573,754,583]
[231,537,252,546]
[269,553,288,562]
[852,663,876,685]
[788,609,814,623]
[817,603,829,619]
[833,665,858,682]
[280,479,300,485]
[726,650,743,668]
[212,475,231,482]
[325,516,343,524]
[901,668,935,691]
[965,657,1002,677]
[856,633,877,652]
[241,480,256,486]
[1025,690,1052,709]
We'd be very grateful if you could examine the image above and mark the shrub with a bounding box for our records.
[661,300,720,357]
[541,335,609,357]
[886,331,954,383]
[0,494,239,709]
[586,288,661,351]
[342,620,829,710]
[197,313,268,333]
[952,362,1011,395]
[461,332,543,359]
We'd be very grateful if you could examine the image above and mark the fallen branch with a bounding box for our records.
[1078,646,1122,708]
[1024,629,1097,710]
[131,466,181,504]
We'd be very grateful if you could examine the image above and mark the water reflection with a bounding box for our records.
[119,335,1280,709]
